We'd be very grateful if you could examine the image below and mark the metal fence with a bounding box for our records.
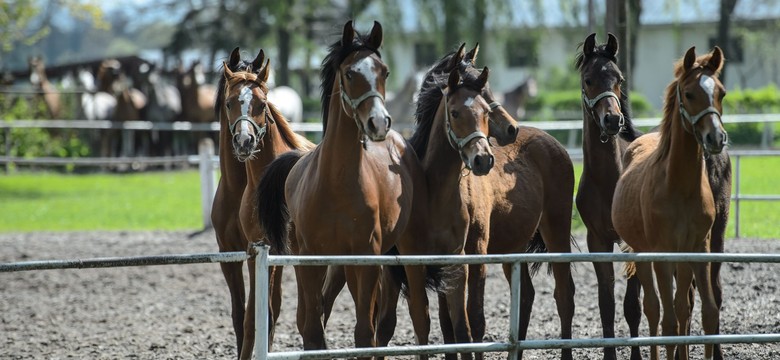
[3,248,780,359]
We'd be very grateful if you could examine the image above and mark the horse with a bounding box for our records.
[177,60,218,152]
[27,56,61,119]
[137,63,183,156]
[96,59,148,159]
[211,47,266,358]
[612,46,728,360]
[75,68,117,121]
[266,68,304,124]
[223,53,315,359]
[500,75,537,120]
[392,44,576,360]
[256,21,431,357]
[573,33,644,360]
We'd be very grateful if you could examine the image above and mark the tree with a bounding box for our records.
[716,0,739,84]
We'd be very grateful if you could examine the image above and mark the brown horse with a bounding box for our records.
[177,60,218,151]
[223,55,315,359]
[28,56,61,119]
[256,21,429,356]
[574,33,644,360]
[405,45,576,360]
[96,59,148,159]
[211,47,264,358]
[612,46,728,360]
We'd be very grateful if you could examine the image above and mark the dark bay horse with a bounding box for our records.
[223,56,315,359]
[406,45,576,360]
[574,33,643,360]
[612,46,728,360]
[256,21,429,356]
[212,47,264,358]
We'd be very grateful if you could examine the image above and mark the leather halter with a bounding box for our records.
[339,74,385,144]
[442,89,488,169]
[228,85,273,144]
[676,82,727,156]
[582,88,625,143]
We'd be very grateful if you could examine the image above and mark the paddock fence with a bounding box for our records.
[2,116,779,235]
[3,248,780,359]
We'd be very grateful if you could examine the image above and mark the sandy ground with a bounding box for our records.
[1,230,779,359]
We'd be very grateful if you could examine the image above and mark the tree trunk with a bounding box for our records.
[627,0,642,90]
[473,0,486,47]
[717,0,739,84]
[443,0,463,51]
[606,0,629,88]
[278,26,291,86]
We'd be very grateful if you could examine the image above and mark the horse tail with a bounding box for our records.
[384,246,454,298]
[526,229,580,277]
[256,150,304,255]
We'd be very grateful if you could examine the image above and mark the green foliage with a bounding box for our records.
[721,85,780,146]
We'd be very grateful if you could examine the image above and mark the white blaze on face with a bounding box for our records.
[700,75,716,105]
[351,57,377,90]
[464,97,475,107]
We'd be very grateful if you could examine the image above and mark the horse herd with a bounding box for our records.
[211,21,731,360]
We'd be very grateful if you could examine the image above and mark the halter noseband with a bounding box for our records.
[228,86,273,144]
[442,89,488,169]
[582,88,625,143]
[676,81,726,157]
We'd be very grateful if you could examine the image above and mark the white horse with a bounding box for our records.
[77,68,116,121]
[266,67,303,123]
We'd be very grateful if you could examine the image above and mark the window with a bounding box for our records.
[507,37,539,68]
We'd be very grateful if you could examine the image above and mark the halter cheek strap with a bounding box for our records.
[339,77,385,144]
[582,89,625,143]
[676,84,726,157]
[228,86,272,143]
[442,91,488,155]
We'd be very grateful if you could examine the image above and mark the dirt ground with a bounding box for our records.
[1,230,779,359]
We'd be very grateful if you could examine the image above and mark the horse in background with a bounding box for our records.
[265,67,303,124]
[256,21,431,356]
[497,75,537,120]
[75,68,117,121]
[27,56,61,119]
[177,60,217,153]
[612,46,728,360]
[98,59,148,159]
[137,63,182,156]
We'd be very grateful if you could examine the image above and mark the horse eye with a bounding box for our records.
[225,102,231,110]
[345,71,353,80]
[584,79,592,86]
[685,92,693,100]
[384,71,390,79]
[450,110,458,118]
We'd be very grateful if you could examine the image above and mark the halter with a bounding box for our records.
[442,89,488,169]
[582,88,625,143]
[228,86,272,143]
[676,82,726,157]
[339,75,385,145]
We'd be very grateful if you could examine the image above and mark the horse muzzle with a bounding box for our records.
[232,132,258,161]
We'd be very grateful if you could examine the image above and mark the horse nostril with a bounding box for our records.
[367,117,377,133]
[488,155,495,168]
[473,156,482,168]
[507,125,517,137]
[385,116,392,130]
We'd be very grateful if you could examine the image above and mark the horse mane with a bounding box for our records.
[410,50,484,159]
[320,31,382,134]
[655,52,720,163]
[575,41,642,142]
[214,59,254,121]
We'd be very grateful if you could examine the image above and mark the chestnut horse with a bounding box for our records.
[211,47,264,358]
[223,55,315,359]
[612,46,728,360]
[256,21,429,356]
[574,33,644,360]
[28,57,61,119]
[406,45,576,360]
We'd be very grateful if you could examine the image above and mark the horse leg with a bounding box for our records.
[345,265,380,359]
[444,264,473,360]
[404,264,431,360]
[625,274,643,360]
[466,262,485,359]
[636,262,660,360]
[586,231,618,360]
[323,265,346,327]
[376,265,401,349]
[674,264,694,360]
[438,293,456,360]
[692,261,719,360]
[653,261,677,360]
[297,264,328,350]
[709,215,727,360]
[239,259,256,360]
[502,262,535,360]
[220,261,246,358]
[539,220,575,360]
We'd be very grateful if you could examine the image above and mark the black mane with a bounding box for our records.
[410,50,484,159]
[320,32,381,134]
[575,42,642,142]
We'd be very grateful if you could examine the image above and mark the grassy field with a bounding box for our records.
[0,156,778,238]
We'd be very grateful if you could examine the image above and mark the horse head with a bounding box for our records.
[222,50,274,161]
[676,46,728,155]
[442,66,494,175]
[336,20,391,142]
[28,56,46,88]
[578,33,625,140]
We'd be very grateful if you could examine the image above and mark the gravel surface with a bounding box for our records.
[1,230,779,359]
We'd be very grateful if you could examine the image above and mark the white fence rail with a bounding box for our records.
[3,249,780,359]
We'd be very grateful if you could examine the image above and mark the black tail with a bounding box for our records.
[384,246,455,298]
[525,229,580,277]
[256,150,305,255]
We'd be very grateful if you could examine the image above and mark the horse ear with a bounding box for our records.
[342,20,356,47]
[606,33,619,57]
[367,21,383,49]
[465,43,480,63]
[447,43,466,70]
[708,46,724,74]
[476,66,490,89]
[683,46,697,70]
[448,69,461,91]
[223,61,234,79]
[252,49,265,73]
[584,33,597,57]
[258,59,271,83]
[229,47,241,68]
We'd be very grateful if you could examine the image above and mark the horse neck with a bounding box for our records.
[318,84,367,177]
[582,108,623,180]
[217,111,247,190]
[423,104,468,207]
[663,112,706,194]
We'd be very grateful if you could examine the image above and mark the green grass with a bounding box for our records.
[0,171,203,232]
[0,156,778,238]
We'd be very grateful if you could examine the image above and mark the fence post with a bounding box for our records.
[508,261,522,359]
[4,127,11,174]
[735,154,741,238]
[198,138,216,229]
[255,244,270,360]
